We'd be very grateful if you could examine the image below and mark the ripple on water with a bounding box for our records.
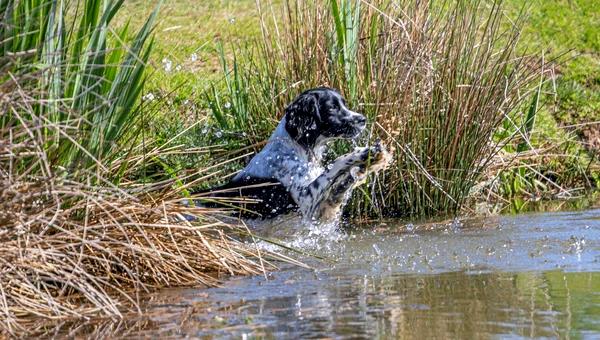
[45,208,600,338]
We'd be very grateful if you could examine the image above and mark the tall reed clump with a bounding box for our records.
[0,1,294,335]
[1,0,156,173]
[209,0,546,217]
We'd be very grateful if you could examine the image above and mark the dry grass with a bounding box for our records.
[208,0,551,217]
[0,1,301,335]
[0,73,300,337]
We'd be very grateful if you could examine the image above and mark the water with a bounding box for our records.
[62,209,600,338]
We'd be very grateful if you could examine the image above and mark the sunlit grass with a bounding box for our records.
[127,0,598,203]
[119,0,266,99]
[0,1,294,334]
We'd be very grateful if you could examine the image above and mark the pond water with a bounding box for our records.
[71,208,600,338]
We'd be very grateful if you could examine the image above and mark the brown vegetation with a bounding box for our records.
[0,73,300,336]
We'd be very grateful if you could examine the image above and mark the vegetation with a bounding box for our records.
[1,0,158,170]
[134,0,598,216]
[153,0,599,217]
[202,0,536,217]
[1,0,598,335]
[493,0,600,199]
[0,0,294,335]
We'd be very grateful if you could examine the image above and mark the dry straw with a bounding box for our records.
[0,79,303,335]
[0,0,300,332]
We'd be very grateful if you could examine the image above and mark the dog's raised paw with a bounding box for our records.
[368,142,392,172]
[357,141,381,162]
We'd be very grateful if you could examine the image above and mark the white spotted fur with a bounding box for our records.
[235,117,391,223]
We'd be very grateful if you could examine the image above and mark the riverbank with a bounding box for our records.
[0,0,293,334]
[1,0,598,336]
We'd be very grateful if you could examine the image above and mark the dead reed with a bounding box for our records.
[210,0,549,217]
[0,39,297,339]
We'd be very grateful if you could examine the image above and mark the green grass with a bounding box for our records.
[1,0,160,176]
[508,0,599,123]
[123,0,598,216]
[504,0,599,144]
[132,0,599,133]
[119,0,264,100]
[490,0,600,196]
[129,0,600,115]
[128,0,600,121]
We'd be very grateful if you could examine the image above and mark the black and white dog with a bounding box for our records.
[199,87,391,222]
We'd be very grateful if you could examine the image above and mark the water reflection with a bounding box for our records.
[188,271,598,339]
[40,208,600,338]
[44,271,600,338]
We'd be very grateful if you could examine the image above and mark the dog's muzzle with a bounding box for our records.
[346,111,367,138]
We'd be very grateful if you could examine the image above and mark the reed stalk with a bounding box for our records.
[209,0,547,217]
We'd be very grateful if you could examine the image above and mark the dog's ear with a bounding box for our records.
[285,93,321,148]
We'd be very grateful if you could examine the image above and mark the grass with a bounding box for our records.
[0,0,295,335]
[119,0,264,100]
[490,0,600,198]
[507,0,599,127]
[1,0,159,171]
[127,0,600,120]
[127,0,598,209]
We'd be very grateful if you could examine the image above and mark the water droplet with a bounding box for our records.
[372,244,382,256]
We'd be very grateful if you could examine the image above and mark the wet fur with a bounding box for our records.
[197,88,391,222]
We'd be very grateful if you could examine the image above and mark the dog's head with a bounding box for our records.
[284,87,366,148]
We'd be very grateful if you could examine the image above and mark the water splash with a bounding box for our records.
[248,213,347,254]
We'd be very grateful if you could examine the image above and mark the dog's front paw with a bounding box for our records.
[356,139,380,161]
[361,139,392,172]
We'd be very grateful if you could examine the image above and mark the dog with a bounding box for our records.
[197,87,391,222]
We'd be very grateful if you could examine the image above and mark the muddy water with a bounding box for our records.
[86,209,600,338]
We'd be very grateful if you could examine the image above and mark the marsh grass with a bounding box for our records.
[0,1,298,335]
[1,0,158,174]
[208,0,550,217]
[0,72,298,335]
[0,114,292,334]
